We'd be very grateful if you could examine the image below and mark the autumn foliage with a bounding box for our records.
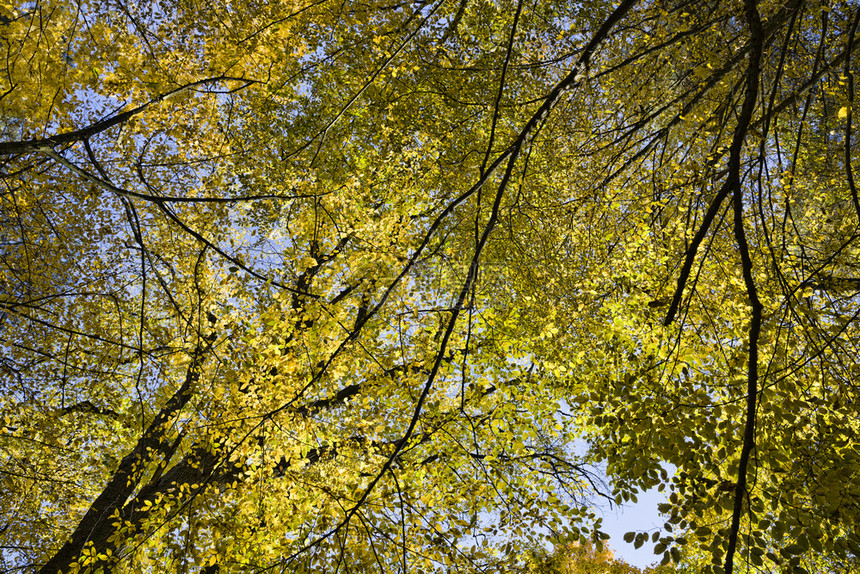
[2,0,860,572]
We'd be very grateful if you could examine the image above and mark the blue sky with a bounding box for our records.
[600,484,669,569]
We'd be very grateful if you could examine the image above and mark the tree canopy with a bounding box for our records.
[2,0,860,572]
[519,539,647,574]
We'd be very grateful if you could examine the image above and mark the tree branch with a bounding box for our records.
[38,332,216,574]
[723,0,764,571]
[0,77,254,156]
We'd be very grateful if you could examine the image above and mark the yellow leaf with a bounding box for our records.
[839,106,849,119]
